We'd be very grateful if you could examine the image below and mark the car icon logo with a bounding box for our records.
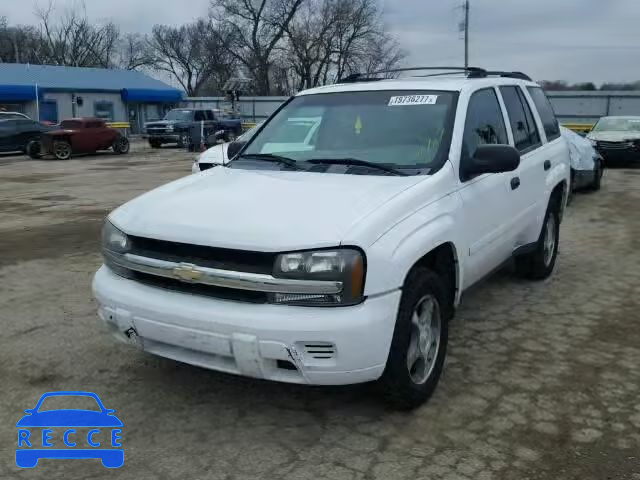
[172,263,203,282]
[15,391,123,468]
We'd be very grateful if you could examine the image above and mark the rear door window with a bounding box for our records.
[194,111,206,122]
[527,87,561,141]
[500,86,541,153]
[205,110,215,121]
[461,88,508,164]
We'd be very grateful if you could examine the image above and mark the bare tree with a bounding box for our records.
[279,0,404,93]
[34,1,121,67]
[210,0,307,95]
[148,19,236,96]
[0,20,46,64]
[116,33,154,71]
[283,0,334,90]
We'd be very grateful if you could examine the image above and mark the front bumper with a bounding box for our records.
[146,134,180,143]
[571,168,596,190]
[596,146,640,164]
[92,266,400,385]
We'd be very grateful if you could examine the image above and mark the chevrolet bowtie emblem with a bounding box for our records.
[172,263,204,283]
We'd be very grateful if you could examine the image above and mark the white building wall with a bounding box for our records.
[43,92,126,122]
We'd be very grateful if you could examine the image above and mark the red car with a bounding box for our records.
[29,118,130,160]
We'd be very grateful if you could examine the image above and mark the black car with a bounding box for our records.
[144,108,242,149]
[0,118,52,154]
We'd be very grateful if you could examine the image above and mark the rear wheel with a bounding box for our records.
[113,136,130,154]
[515,197,560,280]
[588,159,603,191]
[52,140,72,160]
[379,267,449,410]
[26,140,42,159]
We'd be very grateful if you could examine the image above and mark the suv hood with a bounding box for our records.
[587,131,640,142]
[110,168,424,251]
[145,120,181,127]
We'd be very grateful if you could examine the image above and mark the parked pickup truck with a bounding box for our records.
[94,67,570,409]
[144,108,242,149]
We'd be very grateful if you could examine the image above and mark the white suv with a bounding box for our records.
[93,68,570,409]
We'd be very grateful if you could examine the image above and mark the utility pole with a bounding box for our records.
[464,0,469,68]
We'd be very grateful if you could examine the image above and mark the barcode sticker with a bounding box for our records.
[388,95,439,106]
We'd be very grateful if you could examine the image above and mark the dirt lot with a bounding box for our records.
[1,144,639,480]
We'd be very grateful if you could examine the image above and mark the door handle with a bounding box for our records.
[511,177,520,190]
[544,160,551,171]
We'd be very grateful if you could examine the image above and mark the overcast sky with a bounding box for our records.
[3,0,640,85]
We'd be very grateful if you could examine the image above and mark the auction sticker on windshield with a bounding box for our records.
[388,95,438,106]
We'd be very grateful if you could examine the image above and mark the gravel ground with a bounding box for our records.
[1,144,639,480]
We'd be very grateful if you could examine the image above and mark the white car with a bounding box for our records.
[586,115,640,165]
[94,68,570,409]
[192,118,320,173]
[561,126,604,191]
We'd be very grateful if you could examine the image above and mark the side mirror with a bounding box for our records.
[227,140,247,160]
[462,144,520,180]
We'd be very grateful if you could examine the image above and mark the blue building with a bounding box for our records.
[0,63,183,133]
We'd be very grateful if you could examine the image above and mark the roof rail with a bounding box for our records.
[337,66,487,83]
[475,71,533,81]
[337,66,532,83]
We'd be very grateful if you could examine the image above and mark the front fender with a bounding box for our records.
[364,193,464,303]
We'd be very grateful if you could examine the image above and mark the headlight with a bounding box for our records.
[166,125,174,132]
[588,138,597,147]
[270,248,365,306]
[102,221,133,278]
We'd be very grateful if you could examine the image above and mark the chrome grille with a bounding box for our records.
[597,140,633,150]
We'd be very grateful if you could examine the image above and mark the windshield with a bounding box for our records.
[164,110,193,121]
[240,90,457,173]
[593,117,640,132]
[60,120,82,129]
[238,123,263,141]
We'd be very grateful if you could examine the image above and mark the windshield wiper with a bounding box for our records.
[307,158,408,176]
[233,153,303,170]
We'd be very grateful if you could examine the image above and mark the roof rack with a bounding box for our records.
[337,67,532,83]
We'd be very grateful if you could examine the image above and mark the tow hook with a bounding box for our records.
[124,327,143,349]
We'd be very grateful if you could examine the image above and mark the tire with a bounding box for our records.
[177,133,190,149]
[26,140,42,159]
[379,267,449,410]
[588,160,603,191]
[149,139,162,149]
[52,140,72,160]
[515,196,560,280]
[113,136,130,155]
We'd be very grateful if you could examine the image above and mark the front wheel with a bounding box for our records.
[515,198,560,280]
[52,140,72,160]
[379,267,449,410]
[177,133,190,149]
